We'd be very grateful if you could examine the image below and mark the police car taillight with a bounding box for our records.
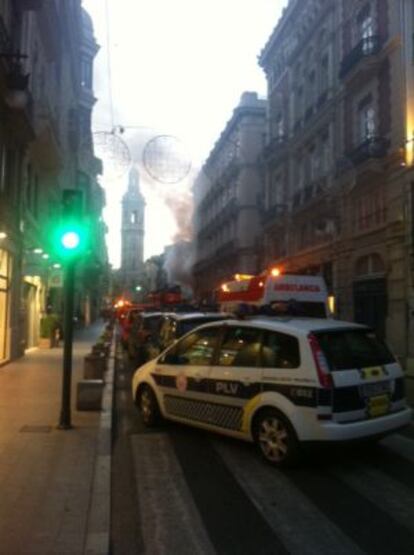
[308,333,333,389]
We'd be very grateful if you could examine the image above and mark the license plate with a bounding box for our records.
[360,380,390,397]
[367,394,390,418]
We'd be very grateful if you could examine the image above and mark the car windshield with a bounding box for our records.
[314,328,395,370]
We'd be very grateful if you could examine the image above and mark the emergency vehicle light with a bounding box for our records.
[234,273,254,281]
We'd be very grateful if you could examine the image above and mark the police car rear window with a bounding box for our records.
[314,329,395,370]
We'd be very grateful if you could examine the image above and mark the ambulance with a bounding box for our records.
[217,270,331,318]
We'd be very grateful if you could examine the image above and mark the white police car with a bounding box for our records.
[131,317,412,466]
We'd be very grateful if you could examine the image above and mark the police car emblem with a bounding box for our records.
[176,373,188,392]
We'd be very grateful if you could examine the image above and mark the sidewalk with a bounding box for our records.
[0,321,112,555]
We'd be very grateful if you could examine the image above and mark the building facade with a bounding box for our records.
[193,92,266,302]
[120,167,145,297]
[0,1,107,364]
[258,0,411,363]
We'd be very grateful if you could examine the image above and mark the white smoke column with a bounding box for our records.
[163,191,195,294]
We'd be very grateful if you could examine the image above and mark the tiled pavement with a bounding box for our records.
[0,321,112,555]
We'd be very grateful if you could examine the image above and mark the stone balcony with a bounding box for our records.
[339,35,382,80]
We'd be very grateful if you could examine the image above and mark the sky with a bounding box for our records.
[82,0,289,268]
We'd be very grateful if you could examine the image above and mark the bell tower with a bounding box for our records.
[121,167,145,293]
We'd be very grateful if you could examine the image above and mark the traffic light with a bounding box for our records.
[52,189,89,260]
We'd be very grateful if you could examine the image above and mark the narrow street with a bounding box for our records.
[111,345,414,555]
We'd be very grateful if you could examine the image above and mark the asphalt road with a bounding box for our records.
[111,348,414,555]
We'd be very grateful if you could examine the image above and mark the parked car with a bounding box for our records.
[127,311,168,365]
[132,317,412,467]
[119,307,141,349]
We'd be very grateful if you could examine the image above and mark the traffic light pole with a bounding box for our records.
[58,259,76,429]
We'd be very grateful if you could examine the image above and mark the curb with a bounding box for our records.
[84,344,115,555]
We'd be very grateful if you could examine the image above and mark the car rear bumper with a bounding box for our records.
[316,407,413,441]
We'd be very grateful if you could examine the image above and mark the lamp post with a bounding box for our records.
[58,259,76,429]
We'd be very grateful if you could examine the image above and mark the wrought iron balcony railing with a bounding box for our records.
[262,135,286,160]
[339,35,382,79]
[346,136,389,166]
[291,176,328,210]
[262,203,288,225]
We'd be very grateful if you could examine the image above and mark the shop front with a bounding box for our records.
[0,248,12,364]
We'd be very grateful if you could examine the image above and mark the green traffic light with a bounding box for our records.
[61,231,81,250]
[51,223,88,260]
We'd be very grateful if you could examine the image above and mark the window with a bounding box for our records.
[0,145,6,193]
[218,327,262,367]
[269,171,284,207]
[33,174,39,218]
[26,163,32,208]
[299,222,309,249]
[315,328,394,370]
[81,58,93,89]
[354,191,386,231]
[297,157,305,190]
[360,9,374,40]
[131,210,138,224]
[358,4,375,53]
[295,86,304,122]
[358,95,375,141]
[161,327,219,366]
[261,331,300,369]
[178,316,227,337]
[320,53,330,94]
[307,70,316,109]
[309,146,320,180]
[320,132,331,175]
[275,113,284,138]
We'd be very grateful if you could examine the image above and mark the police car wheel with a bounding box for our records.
[254,409,299,467]
[138,386,160,427]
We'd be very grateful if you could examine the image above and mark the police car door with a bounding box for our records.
[207,324,263,434]
[156,326,220,423]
